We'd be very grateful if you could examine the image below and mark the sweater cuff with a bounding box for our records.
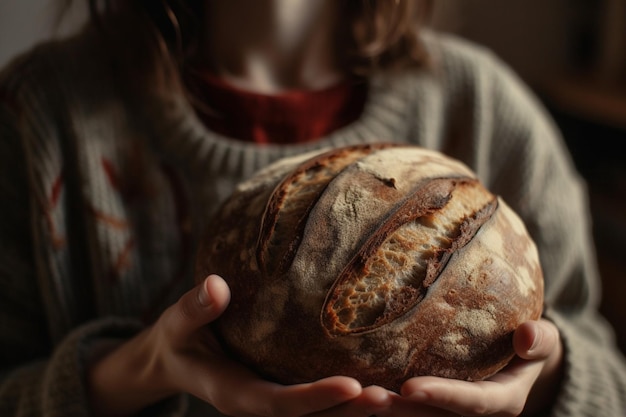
[545,308,626,417]
[45,317,187,417]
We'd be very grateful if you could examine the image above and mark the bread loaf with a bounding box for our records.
[195,144,544,392]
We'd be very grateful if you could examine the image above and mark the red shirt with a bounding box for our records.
[184,70,368,144]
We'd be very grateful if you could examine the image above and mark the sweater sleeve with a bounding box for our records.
[474,49,626,416]
[0,49,186,417]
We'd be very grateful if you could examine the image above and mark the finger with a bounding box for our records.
[274,376,364,416]
[164,274,230,340]
[305,385,392,417]
[513,319,560,361]
[220,375,363,417]
[272,377,366,417]
[382,395,458,417]
[400,376,528,416]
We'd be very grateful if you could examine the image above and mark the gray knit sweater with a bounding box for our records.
[1,26,625,417]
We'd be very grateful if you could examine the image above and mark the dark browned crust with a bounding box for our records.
[256,143,399,276]
[321,178,498,336]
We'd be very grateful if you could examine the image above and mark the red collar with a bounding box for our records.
[184,70,367,144]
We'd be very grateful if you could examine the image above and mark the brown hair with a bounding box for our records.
[345,0,434,75]
[74,0,433,78]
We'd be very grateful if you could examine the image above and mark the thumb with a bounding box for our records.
[513,319,560,361]
[165,274,231,340]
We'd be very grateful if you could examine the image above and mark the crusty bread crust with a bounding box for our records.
[195,144,544,392]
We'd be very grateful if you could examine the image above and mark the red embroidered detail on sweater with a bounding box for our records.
[142,162,192,322]
[44,170,66,249]
[50,172,64,207]
[184,70,368,144]
[94,155,193,299]
[111,237,135,281]
[102,157,120,191]
[95,157,133,283]
[88,205,130,230]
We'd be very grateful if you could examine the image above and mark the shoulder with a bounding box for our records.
[380,30,552,145]
[420,31,538,109]
[0,26,129,190]
[405,31,556,143]
[381,30,544,125]
[0,26,118,117]
[422,30,497,72]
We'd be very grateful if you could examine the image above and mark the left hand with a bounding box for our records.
[377,319,563,417]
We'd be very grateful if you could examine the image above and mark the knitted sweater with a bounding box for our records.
[1,26,625,417]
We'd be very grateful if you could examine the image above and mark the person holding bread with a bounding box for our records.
[1,1,624,416]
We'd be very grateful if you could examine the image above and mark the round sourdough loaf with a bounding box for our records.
[195,144,544,392]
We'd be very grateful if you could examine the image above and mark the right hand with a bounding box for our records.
[88,274,392,417]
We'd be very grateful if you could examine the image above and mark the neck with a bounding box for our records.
[198,0,346,93]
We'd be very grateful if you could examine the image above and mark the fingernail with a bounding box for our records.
[198,277,212,307]
[528,324,542,353]
[409,390,428,401]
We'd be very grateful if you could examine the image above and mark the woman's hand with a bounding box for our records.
[379,319,563,417]
[88,275,390,417]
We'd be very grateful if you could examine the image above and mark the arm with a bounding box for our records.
[0,54,171,417]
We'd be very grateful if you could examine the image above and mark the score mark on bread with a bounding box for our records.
[323,178,497,335]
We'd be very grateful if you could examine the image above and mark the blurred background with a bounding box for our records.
[1,0,625,352]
